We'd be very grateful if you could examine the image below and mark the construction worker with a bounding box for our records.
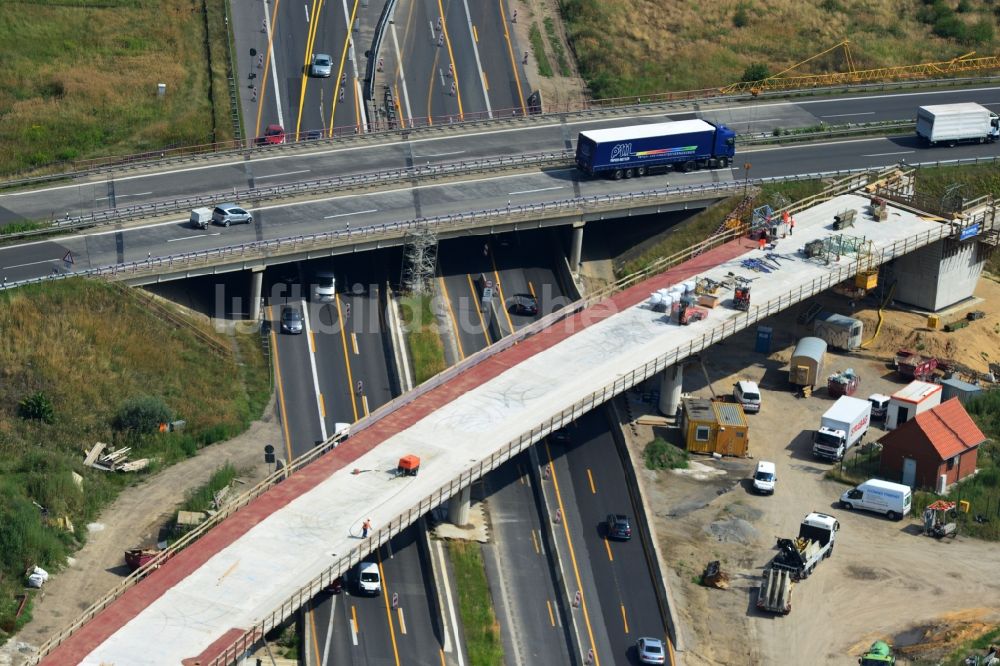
[362,518,372,538]
[758,230,768,251]
[789,215,795,236]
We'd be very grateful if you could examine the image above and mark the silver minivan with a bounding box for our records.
[212,203,253,227]
[733,380,761,414]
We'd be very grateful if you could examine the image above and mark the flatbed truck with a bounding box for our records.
[757,512,839,614]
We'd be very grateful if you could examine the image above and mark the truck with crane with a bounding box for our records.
[756,512,839,614]
[916,103,1000,146]
[575,119,736,179]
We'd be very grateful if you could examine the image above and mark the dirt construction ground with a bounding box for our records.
[622,275,1000,665]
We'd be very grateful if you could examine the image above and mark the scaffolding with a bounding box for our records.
[400,224,439,295]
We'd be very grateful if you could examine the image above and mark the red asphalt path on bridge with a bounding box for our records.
[43,235,755,665]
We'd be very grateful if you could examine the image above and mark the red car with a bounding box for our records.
[256,124,285,146]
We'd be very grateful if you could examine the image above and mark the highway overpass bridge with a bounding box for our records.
[32,171,997,665]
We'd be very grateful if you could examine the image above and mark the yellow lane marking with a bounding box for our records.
[294,0,325,140]
[545,442,600,665]
[530,529,540,554]
[377,557,402,665]
[397,607,407,634]
[587,468,596,494]
[268,305,294,463]
[393,83,406,128]
[436,0,464,118]
[319,393,326,418]
[466,273,492,346]
[351,604,359,633]
[483,70,489,91]
[473,24,478,42]
[497,0,526,114]
[528,280,536,298]
[335,294,359,421]
[546,599,555,626]
[351,331,359,354]
[621,604,629,634]
[310,330,317,353]
[309,605,322,665]
[362,394,370,417]
[329,0,360,131]
[254,0,284,141]
[439,649,446,666]
[490,263,516,335]
[603,537,614,562]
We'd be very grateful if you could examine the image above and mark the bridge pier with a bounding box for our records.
[249,267,265,322]
[658,364,684,417]
[569,222,585,273]
[448,485,471,526]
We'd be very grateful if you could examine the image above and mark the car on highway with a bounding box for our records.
[255,124,285,146]
[212,203,253,227]
[301,129,324,141]
[310,271,336,302]
[355,561,381,595]
[507,293,538,316]
[606,513,632,540]
[309,53,333,77]
[637,637,666,664]
[280,306,304,334]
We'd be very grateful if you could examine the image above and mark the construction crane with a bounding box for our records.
[722,40,1000,95]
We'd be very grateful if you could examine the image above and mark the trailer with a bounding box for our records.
[894,349,938,381]
[916,103,1000,147]
[575,119,736,179]
[757,512,839,614]
[814,311,863,350]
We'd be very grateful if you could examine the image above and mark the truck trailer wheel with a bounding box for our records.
[718,157,729,168]
[612,169,624,180]
[636,166,647,177]
[624,168,634,178]
[681,161,695,173]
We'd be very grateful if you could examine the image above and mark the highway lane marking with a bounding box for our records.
[329,0,360,132]
[350,605,359,645]
[437,0,465,118]
[427,19,436,42]
[439,276,467,360]
[620,604,629,634]
[268,305,295,464]
[412,150,466,157]
[603,537,613,562]
[508,185,564,195]
[166,233,221,242]
[309,605,322,666]
[335,294,360,422]
[302,298,329,441]
[322,594,337,665]
[304,3,310,21]
[324,208,378,219]
[530,529,540,554]
[434,540,461,659]
[473,24,478,42]
[389,10,414,125]
[545,442,600,666]
[863,150,915,157]
[821,111,876,118]
[489,261,517,336]
[439,648,446,666]
[458,0,493,118]
[94,191,152,200]
[465,273,493,346]
[351,331,359,354]
[742,118,781,123]
[397,607,407,634]
[2,258,59,269]
[10,84,1000,200]
[377,557,402,666]
[497,0,527,114]
[266,2,286,134]
[310,330,317,353]
[256,169,312,180]
[528,281,536,298]
[586,468,596,494]
[362,394,369,417]
[295,0,324,140]
[546,600,555,627]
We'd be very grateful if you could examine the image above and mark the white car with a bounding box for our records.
[310,53,333,77]
[752,460,776,495]
[637,637,666,664]
[733,380,761,413]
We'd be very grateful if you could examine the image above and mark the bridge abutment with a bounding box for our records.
[883,236,989,311]
[658,364,684,417]
[448,485,471,526]
[249,266,264,322]
[569,222,585,273]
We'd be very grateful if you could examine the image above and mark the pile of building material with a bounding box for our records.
[701,561,730,589]
[82,442,150,473]
[828,369,860,397]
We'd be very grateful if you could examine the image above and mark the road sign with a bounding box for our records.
[63,250,74,265]
[264,444,275,463]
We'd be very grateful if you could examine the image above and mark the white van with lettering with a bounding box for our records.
[839,479,911,520]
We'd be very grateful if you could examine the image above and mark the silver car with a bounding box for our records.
[212,203,253,227]
[280,306,304,334]
[637,637,666,665]
[310,53,333,78]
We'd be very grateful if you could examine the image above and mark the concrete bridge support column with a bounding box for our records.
[658,364,684,417]
[569,221,585,273]
[448,485,471,526]
[249,267,265,322]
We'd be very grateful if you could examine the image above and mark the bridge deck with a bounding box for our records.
[43,194,946,665]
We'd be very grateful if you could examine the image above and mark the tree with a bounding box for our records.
[18,391,55,424]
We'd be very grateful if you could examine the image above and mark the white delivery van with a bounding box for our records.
[752,460,776,495]
[311,271,336,302]
[355,561,381,595]
[733,380,761,414]
[839,479,912,520]
[189,207,214,229]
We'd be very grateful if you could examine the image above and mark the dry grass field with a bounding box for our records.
[560,0,999,98]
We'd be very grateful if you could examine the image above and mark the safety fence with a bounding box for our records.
[29,168,956,664]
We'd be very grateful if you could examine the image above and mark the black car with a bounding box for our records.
[606,513,632,540]
[280,306,304,334]
[507,293,538,316]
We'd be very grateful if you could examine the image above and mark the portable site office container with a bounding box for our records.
[789,337,827,388]
[939,377,983,405]
[680,398,749,457]
[886,380,942,431]
[813,312,863,351]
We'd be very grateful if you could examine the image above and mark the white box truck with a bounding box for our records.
[812,395,871,461]
[839,478,912,520]
[916,103,1000,147]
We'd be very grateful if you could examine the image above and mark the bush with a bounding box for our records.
[933,14,966,39]
[956,0,973,12]
[741,63,770,83]
[113,395,172,435]
[645,437,689,470]
[733,5,750,27]
[964,19,994,45]
[18,391,55,424]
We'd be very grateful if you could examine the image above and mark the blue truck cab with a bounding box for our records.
[575,120,736,179]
